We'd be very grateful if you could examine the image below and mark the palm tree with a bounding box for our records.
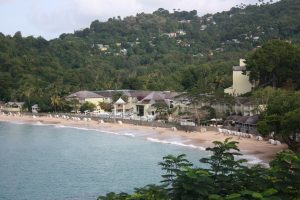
[22,85,34,110]
[50,95,61,113]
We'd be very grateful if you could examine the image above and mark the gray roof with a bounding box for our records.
[164,91,180,99]
[138,91,179,105]
[115,98,126,104]
[235,97,256,106]
[126,90,152,98]
[68,90,179,102]
[225,115,260,125]
[94,90,152,99]
[66,91,103,99]
[233,66,247,71]
[6,102,25,107]
[244,115,260,125]
[94,90,116,98]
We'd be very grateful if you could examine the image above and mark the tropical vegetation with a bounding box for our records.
[1,0,300,112]
[98,139,300,200]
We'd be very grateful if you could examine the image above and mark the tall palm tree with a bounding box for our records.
[22,85,34,110]
[50,95,61,113]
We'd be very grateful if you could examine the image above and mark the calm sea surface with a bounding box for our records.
[0,121,208,200]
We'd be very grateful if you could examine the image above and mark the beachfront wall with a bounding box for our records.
[98,117,216,132]
[2,107,22,112]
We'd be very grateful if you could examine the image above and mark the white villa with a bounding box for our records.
[224,59,255,96]
[134,91,179,118]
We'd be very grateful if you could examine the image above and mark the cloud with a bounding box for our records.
[73,0,144,19]
[0,0,16,4]
[26,0,88,38]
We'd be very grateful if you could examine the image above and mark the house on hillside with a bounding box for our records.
[165,32,177,38]
[96,44,110,52]
[224,59,255,96]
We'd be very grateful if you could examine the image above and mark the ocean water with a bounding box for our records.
[0,121,208,200]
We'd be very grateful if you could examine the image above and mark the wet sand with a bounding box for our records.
[0,113,287,164]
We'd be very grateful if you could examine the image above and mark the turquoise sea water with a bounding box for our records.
[0,121,208,200]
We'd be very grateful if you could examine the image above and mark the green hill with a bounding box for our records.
[0,0,299,110]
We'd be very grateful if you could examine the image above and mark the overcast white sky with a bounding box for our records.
[0,0,261,40]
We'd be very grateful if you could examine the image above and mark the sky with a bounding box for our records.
[0,0,261,40]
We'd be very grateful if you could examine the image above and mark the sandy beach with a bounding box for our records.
[0,113,287,164]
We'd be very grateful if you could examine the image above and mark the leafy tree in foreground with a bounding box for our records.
[98,138,300,200]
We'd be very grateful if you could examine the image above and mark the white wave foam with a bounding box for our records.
[121,133,136,137]
[34,121,49,126]
[54,125,69,129]
[237,154,267,165]
[54,125,94,132]
[7,121,26,125]
[100,130,120,135]
[146,137,206,150]
[52,125,136,138]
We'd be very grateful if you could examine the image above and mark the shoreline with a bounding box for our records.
[0,113,287,164]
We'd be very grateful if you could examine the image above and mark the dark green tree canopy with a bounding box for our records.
[256,89,300,151]
[1,0,300,111]
[246,40,300,88]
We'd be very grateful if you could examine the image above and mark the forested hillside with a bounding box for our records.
[0,0,300,110]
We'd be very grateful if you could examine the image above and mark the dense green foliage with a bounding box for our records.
[1,0,300,111]
[255,88,300,152]
[246,40,300,89]
[80,101,96,112]
[98,139,300,200]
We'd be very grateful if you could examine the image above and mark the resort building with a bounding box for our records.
[211,97,260,117]
[31,104,40,113]
[66,90,105,105]
[66,90,182,119]
[224,59,255,96]
[1,102,25,112]
[134,91,179,118]
[223,114,260,134]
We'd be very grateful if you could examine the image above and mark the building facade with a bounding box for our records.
[224,59,255,96]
